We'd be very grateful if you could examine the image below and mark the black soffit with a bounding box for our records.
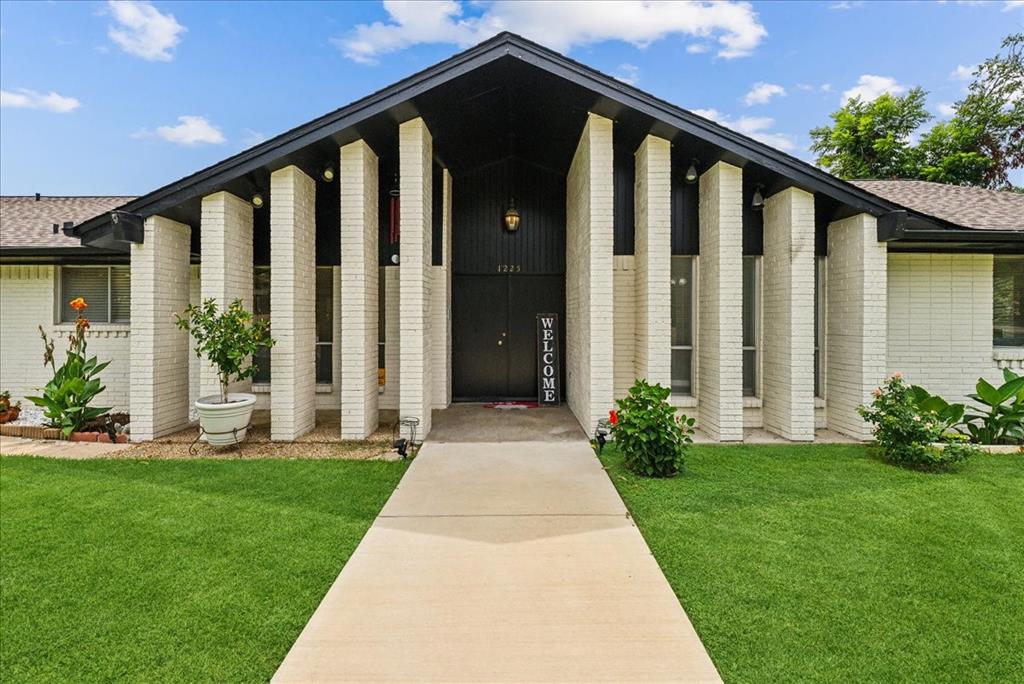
[69,31,1021,250]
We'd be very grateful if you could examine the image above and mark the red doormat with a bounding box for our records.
[482,401,540,409]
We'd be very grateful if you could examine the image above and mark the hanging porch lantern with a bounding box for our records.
[503,198,521,232]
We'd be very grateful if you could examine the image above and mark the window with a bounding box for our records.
[251,266,335,385]
[814,257,826,398]
[59,266,130,323]
[670,256,695,395]
[742,256,760,397]
[994,255,1024,347]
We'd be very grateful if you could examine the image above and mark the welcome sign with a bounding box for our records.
[536,313,560,404]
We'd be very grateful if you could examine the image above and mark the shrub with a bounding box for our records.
[176,298,274,404]
[963,369,1024,445]
[610,379,694,478]
[27,298,111,436]
[908,384,965,436]
[858,373,955,471]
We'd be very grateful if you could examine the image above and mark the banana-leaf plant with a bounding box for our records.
[908,385,965,435]
[27,298,111,436]
[963,368,1024,445]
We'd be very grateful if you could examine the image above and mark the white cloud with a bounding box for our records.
[743,81,785,106]
[335,0,767,64]
[691,108,795,151]
[829,1,864,9]
[240,129,268,147]
[107,0,186,61]
[936,102,957,117]
[143,115,225,146]
[613,63,640,86]
[841,74,906,104]
[0,88,81,113]
[950,64,976,81]
[1005,1,1024,10]
[821,83,833,93]
[686,43,709,54]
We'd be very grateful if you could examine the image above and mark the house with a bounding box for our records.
[1,32,1021,443]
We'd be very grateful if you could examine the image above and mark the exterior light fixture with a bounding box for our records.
[503,198,521,232]
[322,166,335,182]
[685,159,699,184]
[251,193,264,209]
[751,184,765,210]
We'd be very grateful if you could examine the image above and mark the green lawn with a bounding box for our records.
[600,444,1024,684]
[0,456,407,683]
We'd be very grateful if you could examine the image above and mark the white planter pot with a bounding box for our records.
[195,393,257,446]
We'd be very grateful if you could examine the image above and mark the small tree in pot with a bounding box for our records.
[176,298,273,445]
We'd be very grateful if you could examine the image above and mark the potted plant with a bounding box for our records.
[176,298,273,446]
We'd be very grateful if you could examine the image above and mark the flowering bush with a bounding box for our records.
[611,379,694,478]
[858,373,967,471]
[27,297,111,436]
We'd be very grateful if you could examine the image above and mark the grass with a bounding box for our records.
[600,444,1024,683]
[0,455,407,683]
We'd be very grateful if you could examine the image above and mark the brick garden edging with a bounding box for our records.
[0,424,129,443]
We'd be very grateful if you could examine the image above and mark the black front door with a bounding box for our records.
[453,274,565,401]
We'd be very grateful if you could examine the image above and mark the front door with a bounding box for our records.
[452,274,564,401]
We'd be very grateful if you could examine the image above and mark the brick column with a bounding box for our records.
[566,112,614,434]
[339,140,379,439]
[633,134,672,388]
[431,169,453,408]
[199,191,253,400]
[826,213,887,440]
[131,216,192,441]
[399,117,433,439]
[270,165,316,441]
[762,187,816,440]
[697,161,744,441]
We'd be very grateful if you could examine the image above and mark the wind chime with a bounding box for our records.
[388,172,400,263]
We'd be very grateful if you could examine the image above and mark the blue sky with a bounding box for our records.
[1,0,1020,196]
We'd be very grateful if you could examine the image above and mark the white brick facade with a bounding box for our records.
[399,118,433,439]
[199,191,254,400]
[762,187,816,440]
[431,169,453,409]
[887,253,1001,403]
[270,166,317,441]
[0,265,131,411]
[826,213,887,440]
[131,216,192,441]
[339,140,380,438]
[566,112,615,433]
[633,135,672,388]
[697,161,744,441]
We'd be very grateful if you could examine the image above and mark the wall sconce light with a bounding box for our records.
[751,184,765,210]
[503,198,521,232]
[251,193,264,209]
[321,166,335,182]
[685,159,699,184]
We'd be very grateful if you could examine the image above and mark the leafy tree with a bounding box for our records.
[810,33,1023,189]
[809,88,931,180]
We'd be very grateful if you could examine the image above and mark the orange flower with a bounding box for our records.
[69,297,87,311]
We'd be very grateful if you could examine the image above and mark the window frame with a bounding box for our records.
[742,255,761,398]
[814,256,827,399]
[58,265,130,325]
[993,254,1024,349]
[670,255,696,397]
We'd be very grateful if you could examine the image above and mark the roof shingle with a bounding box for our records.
[849,180,1023,232]
[0,196,134,249]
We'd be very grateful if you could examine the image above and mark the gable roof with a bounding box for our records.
[1,196,134,249]
[850,180,1023,232]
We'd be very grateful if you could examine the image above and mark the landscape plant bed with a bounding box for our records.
[0,456,409,682]
[601,442,1024,683]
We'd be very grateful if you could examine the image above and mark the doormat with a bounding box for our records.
[482,401,540,410]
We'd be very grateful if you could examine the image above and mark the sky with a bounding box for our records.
[1,0,1021,196]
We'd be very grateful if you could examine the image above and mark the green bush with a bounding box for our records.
[27,298,111,436]
[610,379,694,478]
[858,373,967,471]
[963,368,1024,445]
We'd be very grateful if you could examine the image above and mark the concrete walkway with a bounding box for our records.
[273,439,721,683]
[0,435,132,458]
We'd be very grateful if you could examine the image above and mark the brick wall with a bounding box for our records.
[131,216,192,440]
[887,253,1000,404]
[566,112,615,433]
[697,161,744,441]
[270,166,317,440]
[825,213,887,440]
[0,265,131,411]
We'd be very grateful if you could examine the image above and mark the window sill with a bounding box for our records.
[815,397,826,409]
[53,323,130,338]
[670,395,697,409]
[251,384,334,394]
[993,347,1024,361]
[743,396,761,408]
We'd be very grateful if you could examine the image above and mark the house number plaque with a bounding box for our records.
[536,313,560,405]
